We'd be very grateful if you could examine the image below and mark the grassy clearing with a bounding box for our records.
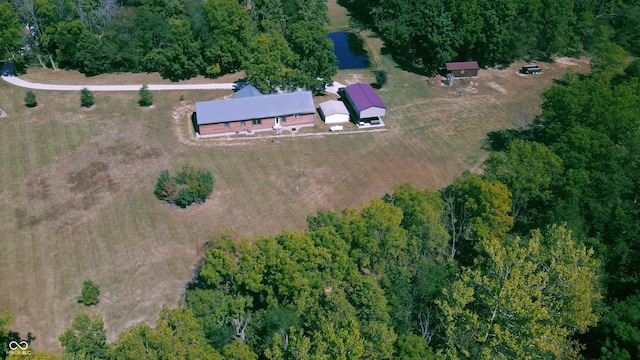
[0,3,591,352]
[19,68,245,85]
[327,0,350,29]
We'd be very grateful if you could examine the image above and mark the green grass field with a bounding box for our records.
[0,2,591,352]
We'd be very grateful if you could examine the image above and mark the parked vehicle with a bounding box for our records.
[521,64,542,74]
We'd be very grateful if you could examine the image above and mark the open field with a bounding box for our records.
[18,68,245,86]
[0,4,591,354]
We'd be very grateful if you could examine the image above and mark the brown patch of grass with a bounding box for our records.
[68,161,116,194]
[26,177,51,200]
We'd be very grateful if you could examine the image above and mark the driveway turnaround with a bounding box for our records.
[1,75,346,94]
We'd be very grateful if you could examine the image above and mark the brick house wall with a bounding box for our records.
[198,113,315,136]
[278,113,314,127]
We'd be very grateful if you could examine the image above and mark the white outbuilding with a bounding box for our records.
[319,100,350,124]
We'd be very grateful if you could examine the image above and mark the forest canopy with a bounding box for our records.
[340,0,640,71]
[3,0,638,81]
[1,0,337,92]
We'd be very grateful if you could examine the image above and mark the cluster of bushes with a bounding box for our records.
[154,164,214,208]
[77,280,100,306]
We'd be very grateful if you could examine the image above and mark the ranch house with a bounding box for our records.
[194,89,316,136]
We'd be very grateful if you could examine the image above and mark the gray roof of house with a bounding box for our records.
[234,84,263,98]
[196,91,315,125]
[319,100,349,116]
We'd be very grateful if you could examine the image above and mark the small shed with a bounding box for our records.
[343,83,386,121]
[446,61,480,77]
[319,100,350,124]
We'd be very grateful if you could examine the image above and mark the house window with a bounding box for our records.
[241,121,246,127]
[282,116,286,123]
[224,123,229,128]
[294,114,298,119]
[252,119,261,125]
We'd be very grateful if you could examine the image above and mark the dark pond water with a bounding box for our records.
[328,31,369,69]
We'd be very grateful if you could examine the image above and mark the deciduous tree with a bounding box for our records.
[484,139,563,228]
[285,21,337,92]
[157,18,202,81]
[77,280,100,306]
[437,225,601,359]
[0,2,21,61]
[202,0,250,77]
[441,172,513,264]
[59,313,107,359]
[385,184,449,262]
[109,307,222,359]
[245,32,298,93]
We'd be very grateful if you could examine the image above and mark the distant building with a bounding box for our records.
[233,84,263,98]
[319,100,350,124]
[520,64,542,74]
[446,61,480,77]
[343,83,386,122]
[194,90,315,136]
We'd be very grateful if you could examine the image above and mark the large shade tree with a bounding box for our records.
[438,225,601,359]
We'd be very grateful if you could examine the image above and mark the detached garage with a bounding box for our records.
[343,83,386,121]
[319,100,350,124]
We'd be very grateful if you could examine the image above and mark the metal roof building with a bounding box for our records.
[343,83,386,120]
[195,91,316,125]
[319,100,350,124]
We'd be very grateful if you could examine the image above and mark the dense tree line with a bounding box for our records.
[340,0,640,71]
[482,56,640,359]
[45,185,602,359]
[0,0,337,92]
[3,0,640,81]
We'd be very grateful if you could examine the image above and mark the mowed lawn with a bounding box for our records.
[0,29,590,356]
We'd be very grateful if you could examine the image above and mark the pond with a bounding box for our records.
[328,31,369,69]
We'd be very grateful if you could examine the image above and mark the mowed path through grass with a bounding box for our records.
[0,14,591,354]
